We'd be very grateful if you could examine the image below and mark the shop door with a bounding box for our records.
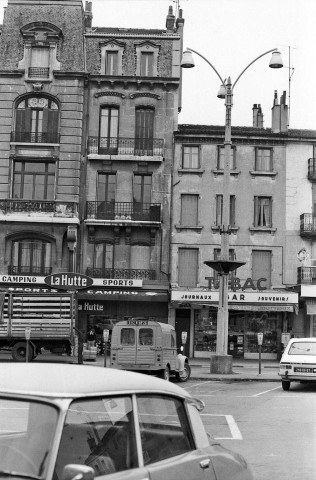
[175,310,190,357]
[136,326,155,365]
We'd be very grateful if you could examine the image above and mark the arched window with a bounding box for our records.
[10,239,52,275]
[14,96,59,143]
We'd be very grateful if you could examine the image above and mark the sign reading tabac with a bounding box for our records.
[44,273,93,291]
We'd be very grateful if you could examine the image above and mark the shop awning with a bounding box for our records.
[77,289,168,302]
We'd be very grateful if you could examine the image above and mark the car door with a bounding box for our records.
[117,326,137,364]
[136,394,216,480]
[136,326,155,365]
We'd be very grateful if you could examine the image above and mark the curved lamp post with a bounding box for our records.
[181,48,283,373]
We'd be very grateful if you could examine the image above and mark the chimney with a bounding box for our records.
[271,90,288,133]
[166,6,175,33]
[84,1,93,30]
[253,104,264,128]
[176,8,185,32]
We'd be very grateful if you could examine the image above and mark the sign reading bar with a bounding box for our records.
[44,273,93,291]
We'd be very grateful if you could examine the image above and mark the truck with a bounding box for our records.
[0,291,75,361]
[110,318,191,382]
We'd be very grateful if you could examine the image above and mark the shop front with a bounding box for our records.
[171,289,298,359]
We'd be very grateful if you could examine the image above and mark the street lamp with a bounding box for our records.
[181,47,283,374]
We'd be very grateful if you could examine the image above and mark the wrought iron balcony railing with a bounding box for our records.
[28,67,50,78]
[86,267,156,280]
[88,136,164,157]
[0,199,78,217]
[300,213,316,237]
[8,266,52,276]
[298,266,316,284]
[86,201,161,222]
[11,131,60,143]
[308,158,316,181]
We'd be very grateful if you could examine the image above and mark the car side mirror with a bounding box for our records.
[62,464,95,480]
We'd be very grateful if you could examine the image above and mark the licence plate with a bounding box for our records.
[294,367,315,373]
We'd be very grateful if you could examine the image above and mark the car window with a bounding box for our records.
[139,328,153,346]
[121,327,135,345]
[54,396,138,478]
[288,342,316,355]
[136,395,194,465]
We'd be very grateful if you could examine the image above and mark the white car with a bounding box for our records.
[279,337,316,390]
[0,363,253,480]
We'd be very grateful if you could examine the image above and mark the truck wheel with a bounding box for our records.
[176,364,191,382]
[12,342,34,362]
[159,366,170,381]
[282,380,291,391]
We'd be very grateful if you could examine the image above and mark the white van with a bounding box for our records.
[279,337,316,390]
[110,318,191,382]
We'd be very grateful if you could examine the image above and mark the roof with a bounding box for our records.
[176,124,316,139]
[0,363,190,399]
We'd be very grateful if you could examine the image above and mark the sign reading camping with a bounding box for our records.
[44,273,93,291]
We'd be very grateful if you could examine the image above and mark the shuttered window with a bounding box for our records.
[217,146,236,170]
[94,243,114,270]
[252,250,271,287]
[216,195,236,226]
[178,248,198,287]
[135,108,154,155]
[130,245,150,270]
[181,194,198,226]
[106,51,119,75]
[15,97,59,143]
[140,52,154,76]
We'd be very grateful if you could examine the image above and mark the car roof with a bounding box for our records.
[0,363,191,399]
[288,338,316,343]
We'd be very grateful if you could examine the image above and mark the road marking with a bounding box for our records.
[251,385,282,397]
[184,380,220,389]
[201,414,243,440]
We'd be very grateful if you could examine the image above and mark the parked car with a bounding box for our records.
[0,363,253,480]
[279,337,316,390]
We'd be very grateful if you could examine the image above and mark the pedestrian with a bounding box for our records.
[87,327,96,349]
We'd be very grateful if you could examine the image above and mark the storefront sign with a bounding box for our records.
[171,290,298,305]
[300,285,316,298]
[92,278,142,287]
[0,275,142,288]
[0,275,45,284]
[207,277,267,291]
[44,273,93,290]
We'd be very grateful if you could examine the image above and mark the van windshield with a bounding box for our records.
[288,342,316,355]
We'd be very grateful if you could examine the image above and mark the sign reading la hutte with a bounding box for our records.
[44,273,93,290]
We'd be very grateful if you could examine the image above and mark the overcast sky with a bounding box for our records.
[0,0,314,130]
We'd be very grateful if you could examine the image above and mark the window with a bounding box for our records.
[180,194,198,226]
[29,47,50,78]
[130,245,150,270]
[135,108,154,155]
[178,248,198,287]
[140,52,154,76]
[11,239,52,275]
[254,196,272,227]
[105,51,119,75]
[255,148,273,171]
[13,161,55,200]
[99,107,119,154]
[133,175,152,204]
[217,146,236,170]
[97,173,116,203]
[213,248,236,285]
[252,250,271,287]
[182,146,200,169]
[216,195,236,226]
[14,96,59,143]
[94,243,114,272]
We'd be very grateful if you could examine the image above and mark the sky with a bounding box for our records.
[0,0,314,130]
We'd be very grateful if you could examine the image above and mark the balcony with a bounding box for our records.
[298,266,316,284]
[86,267,156,280]
[308,158,316,181]
[28,67,50,78]
[11,131,60,144]
[88,136,164,157]
[86,201,161,222]
[0,199,78,218]
[300,213,316,237]
[8,266,52,276]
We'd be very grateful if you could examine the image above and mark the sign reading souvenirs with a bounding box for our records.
[44,273,93,291]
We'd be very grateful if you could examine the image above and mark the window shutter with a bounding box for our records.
[252,250,271,287]
[15,109,26,141]
[230,195,236,226]
[216,195,223,226]
[254,196,259,226]
[178,248,198,287]
[131,245,150,270]
[181,195,198,226]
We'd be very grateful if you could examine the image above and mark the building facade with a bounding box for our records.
[171,94,315,359]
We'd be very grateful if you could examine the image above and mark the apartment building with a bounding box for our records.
[171,93,316,359]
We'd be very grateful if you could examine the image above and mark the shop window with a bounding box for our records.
[10,238,52,275]
[254,196,272,227]
[252,250,271,288]
[182,146,200,169]
[99,107,119,154]
[255,148,273,171]
[14,96,59,143]
[217,145,236,170]
[194,309,217,353]
[216,195,236,226]
[13,160,55,200]
[178,248,198,287]
[180,194,198,227]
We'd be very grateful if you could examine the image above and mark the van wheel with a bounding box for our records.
[176,364,191,382]
[12,342,34,362]
[282,380,290,391]
[159,366,170,381]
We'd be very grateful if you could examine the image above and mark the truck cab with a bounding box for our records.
[110,318,190,382]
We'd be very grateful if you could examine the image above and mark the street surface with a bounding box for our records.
[183,379,316,480]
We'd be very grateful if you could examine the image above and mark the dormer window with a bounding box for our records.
[136,42,159,77]
[140,52,154,76]
[29,47,50,78]
[101,41,124,75]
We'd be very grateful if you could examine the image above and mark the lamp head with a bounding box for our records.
[181,50,195,68]
[269,51,283,69]
[217,84,226,99]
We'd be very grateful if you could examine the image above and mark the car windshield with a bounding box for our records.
[0,398,58,479]
[288,342,316,355]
